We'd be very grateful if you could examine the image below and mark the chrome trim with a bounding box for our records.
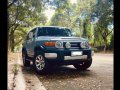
[64,55,87,60]
[45,53,57,59]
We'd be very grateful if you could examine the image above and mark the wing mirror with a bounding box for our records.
[71,30,76,36]
[29,32,33,39]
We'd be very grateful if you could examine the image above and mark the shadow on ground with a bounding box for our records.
[21,65,96,80]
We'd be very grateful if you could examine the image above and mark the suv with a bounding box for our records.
[22,26,93,73]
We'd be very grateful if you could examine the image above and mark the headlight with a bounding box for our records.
[65,42,71,48]
[55,41,63,48]
[80,41,89,48]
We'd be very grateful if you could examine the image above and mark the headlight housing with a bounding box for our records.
[80,41,89,48]
[55,41,63,48]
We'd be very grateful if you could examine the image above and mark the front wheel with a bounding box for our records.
[73,59,92,71]
[33,53,48,74]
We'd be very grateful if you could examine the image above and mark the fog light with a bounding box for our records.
[65,42,71,48]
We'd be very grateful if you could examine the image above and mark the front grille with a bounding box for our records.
[63,42,80,49]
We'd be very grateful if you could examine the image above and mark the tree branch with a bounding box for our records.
[14,38,23,47]
[8,0,18,8]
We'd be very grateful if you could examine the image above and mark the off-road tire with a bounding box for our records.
[33,52,49,74]
[73,58,92,71]
[22,51,30,67]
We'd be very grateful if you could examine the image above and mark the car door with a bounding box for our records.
[29,28,37,57]
[25,32,31,57]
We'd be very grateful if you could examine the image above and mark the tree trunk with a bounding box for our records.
[103,37,107,52]
[103,44,106,52]
[11,32,14,52]
[8,35,11,52]
[9,30,15,52]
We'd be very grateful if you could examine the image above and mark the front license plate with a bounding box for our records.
[71,51,83,56]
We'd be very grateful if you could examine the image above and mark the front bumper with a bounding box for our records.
[44,53,88,60]
[42,48,92,62]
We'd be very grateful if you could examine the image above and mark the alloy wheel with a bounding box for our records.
[35,55,45,70]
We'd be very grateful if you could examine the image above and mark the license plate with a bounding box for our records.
[71,51,83,56]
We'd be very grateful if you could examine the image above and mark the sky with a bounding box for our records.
[44,0,77,22]
[44,7,55,22]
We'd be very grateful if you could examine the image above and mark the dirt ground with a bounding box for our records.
[36,53,113,90]
[8,53,19,90]
[8,53,113,90]
[8,52,46,90]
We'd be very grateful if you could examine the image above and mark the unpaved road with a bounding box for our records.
[36,53,113,90]
[8,53,113,90]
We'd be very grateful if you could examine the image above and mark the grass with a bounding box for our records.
[12,64,19,75]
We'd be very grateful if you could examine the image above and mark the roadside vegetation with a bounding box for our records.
[8,0,113,53]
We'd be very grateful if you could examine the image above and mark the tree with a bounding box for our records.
[109,34,114,50]
[8,0,47,52]
[75,0,96,38]
[50,0,75,28]
[91,0,113,52]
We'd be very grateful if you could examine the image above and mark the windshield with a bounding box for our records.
[37,27,73,37]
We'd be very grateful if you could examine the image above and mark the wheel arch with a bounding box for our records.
[22,47,26,53]
[34,45,44,53]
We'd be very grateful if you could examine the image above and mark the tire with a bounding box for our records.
[73,58,92,71]
[33,52,48,74]
[22,51,30,67]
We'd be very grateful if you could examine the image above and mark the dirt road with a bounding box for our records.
[36,53,113,90]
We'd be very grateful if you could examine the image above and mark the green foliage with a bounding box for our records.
[91,0,113,51]
[109,34,114,49]
[12,64,19,75]
[8,0,48,52]
[50,0,74,28]
[49,0,113,52]
[8,0,114,52]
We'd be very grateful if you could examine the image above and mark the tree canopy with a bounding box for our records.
[8,0,114,52]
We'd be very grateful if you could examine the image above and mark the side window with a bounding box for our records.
[37,27,43,36]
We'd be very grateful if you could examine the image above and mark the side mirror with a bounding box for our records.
[71,29,76,36]
[29,32,33,39]
[71,31,76,36]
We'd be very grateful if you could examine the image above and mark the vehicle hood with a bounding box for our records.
[36,36,88,42]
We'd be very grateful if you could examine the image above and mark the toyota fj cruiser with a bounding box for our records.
[22,26,94,73]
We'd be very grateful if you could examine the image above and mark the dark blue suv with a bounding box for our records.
[22,26,94,73]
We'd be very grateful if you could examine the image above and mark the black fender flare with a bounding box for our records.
[34,45,45,53]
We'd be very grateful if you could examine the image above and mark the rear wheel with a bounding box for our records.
[73,59,92,71]
[33,53,48,74]
[22,51,30,67]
